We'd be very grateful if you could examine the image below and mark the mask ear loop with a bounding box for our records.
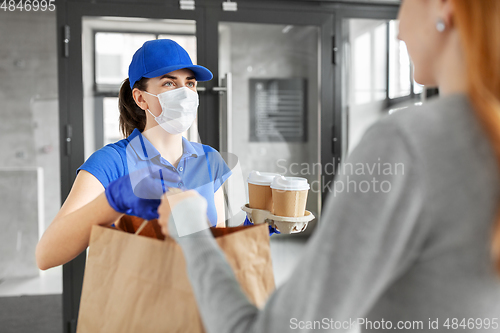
[143,90,157,97]
[142,90,159,118]
[146,108,157,118]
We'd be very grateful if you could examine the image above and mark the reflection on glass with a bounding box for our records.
[343,18,423,155]
[354,31,372,104]
[95,32,155,89]
[345,19,390,153]
[218,22,321,232]
[95,33,197,92]
[103,97,121,146]
[414,81,424,94]
[83,17,197,158]
[389,20,411,99]
[374,23,388,101]
[351,20,387,105]
[413,64,424,94]
[158,34,197,64]
[0,13,62,298]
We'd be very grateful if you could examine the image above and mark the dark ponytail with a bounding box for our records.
[119,77,149,137]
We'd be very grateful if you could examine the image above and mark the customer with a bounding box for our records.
[157,0,500,332]
[36,39,232,270]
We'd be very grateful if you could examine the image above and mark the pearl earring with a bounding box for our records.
[436,18,446,32]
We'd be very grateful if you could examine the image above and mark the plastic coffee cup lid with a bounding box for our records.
[247,171,281,186]
[271,175,310,191]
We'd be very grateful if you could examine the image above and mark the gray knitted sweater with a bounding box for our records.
[173,93,500,332]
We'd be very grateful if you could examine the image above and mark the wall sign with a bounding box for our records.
[249,78,307,142]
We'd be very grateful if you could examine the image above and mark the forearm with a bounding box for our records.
[180,237,260,333]
[171,197,259,333]
[36,192,122,270]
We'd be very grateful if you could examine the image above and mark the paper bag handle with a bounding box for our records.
[134,219,150,235]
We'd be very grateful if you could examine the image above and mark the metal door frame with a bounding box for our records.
[203,3,336,205]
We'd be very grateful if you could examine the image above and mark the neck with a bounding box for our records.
[142,122,184,168]
[434,30,468,96]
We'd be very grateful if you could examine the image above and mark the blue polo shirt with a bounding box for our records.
[77,128,232,226]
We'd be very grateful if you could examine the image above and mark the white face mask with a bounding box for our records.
[144,87,199,135]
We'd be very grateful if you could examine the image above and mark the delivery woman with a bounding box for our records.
[36,39,231,270]
[157,0,500,332]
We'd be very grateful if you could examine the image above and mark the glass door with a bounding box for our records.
[59,2,204,330]
[60,2,334,330]
[218,22,321,233]
[208,8,335,236]
[81,17,200,160]
[338,14,423,157]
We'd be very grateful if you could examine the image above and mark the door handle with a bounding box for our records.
[214,73,233,153]
[212,86,227,92]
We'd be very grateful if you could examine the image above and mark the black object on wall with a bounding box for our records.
[249,79,307,143]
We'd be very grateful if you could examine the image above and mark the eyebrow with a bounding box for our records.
[160,74,197,81]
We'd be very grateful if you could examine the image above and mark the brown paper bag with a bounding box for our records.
[76,218,275,333]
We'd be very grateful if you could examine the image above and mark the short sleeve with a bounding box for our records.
[77,145,126,188]
[202,145,232,192]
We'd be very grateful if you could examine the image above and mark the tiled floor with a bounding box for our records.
[269,235,309,287]
[0,237,359,333]
[0,294,62,333]
[0,237,302,297]
[0,266,63,333]
[270,236,360,333]
[0,236,302,297]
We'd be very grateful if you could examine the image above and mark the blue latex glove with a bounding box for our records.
[243,216,253,226]
[243,216,281,235]
[105,167,183,220]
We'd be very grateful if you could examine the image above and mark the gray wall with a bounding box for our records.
[0,10,59,279]
[0,11,58,167]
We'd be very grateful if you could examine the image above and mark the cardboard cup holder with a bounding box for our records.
[241,204,315,234]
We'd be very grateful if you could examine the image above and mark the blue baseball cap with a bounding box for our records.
[128,39,213,89]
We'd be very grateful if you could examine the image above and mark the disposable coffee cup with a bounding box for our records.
[247,171,280,212]
[271,176,310,217]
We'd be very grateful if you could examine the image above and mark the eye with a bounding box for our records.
[187,82,196,88]
[163,81,174,87]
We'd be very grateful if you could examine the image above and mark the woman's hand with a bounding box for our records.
[105,167,182,220]
[158,189,208,237]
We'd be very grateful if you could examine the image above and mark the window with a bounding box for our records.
[388,20,423,99]
[349,19,423,107]
[351,20,387,105]
[344,18,424,154]
[95,32,155,92]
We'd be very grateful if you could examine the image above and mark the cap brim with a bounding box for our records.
[143,64,213,82]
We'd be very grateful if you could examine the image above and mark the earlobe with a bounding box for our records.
[132,88,148,111]
[440,0,455,28]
